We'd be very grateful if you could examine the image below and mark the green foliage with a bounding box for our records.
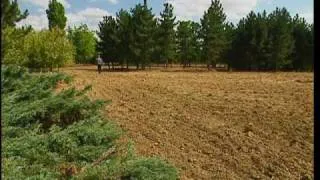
[201,0,228,68]
[97,15,119,66]
[1,0,29,60]
[1,0,29,28]
[2,65,178,179]
[130,4,157,69]
[122,158,178,180]
[46,0,67,30]
[291,14,313,71]
[158,3,177,65]
[68,24,97,64]
[116,9,133,68]
[94,2,313,71]
[268,7,294,70]
[176,21,197,67]
[228,7,310,71]
[2,26,30,64]
[3,27,75,70]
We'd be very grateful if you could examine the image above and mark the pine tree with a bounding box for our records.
[158,3,177,67]
[201,0,227,69]
[97,15,119,69]
[130,4,156,69]
[268,7,294,70]
[176,21,194,67]
[1,0,29,28]
[222,22,235,67]
[229,13,256,70]
[46,0,67,30]
[190,22,202,65]
[291,14,313,71]
[256,10,272,70]
[116,9,132,69]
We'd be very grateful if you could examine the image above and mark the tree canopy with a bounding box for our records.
[46,0,67,30]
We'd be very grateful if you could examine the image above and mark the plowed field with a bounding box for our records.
[62,65,313,180]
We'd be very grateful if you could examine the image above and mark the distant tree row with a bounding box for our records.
[97,0,313,71]
[2,0,313,71]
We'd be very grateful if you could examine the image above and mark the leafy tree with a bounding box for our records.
[97,15,119,69]
[4,27,75,71]
[158,3,177,66]
[1,0,29,60]
[2,26,30,65]
[46,0,67,30]
[201,0,227,69]
[130,4,156,69]
[67,24,97,64]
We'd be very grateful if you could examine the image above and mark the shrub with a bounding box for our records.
[2,65,178,179]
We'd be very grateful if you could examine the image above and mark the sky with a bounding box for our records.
[17,0,314,31]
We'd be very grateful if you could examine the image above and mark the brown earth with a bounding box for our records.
[62,65,314,180]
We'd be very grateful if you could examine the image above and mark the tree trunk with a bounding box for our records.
[126,59,129,70]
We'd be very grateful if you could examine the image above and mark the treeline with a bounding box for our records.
[2,0,313,71]
[98,0,313,71]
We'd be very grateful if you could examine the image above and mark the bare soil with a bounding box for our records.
[62,65,313,180]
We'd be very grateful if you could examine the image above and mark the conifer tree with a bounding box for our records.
[201,0,227,69]
[291,14,313,71]
[1,0,29,28]
[158,3,177,67]
[116,9,132,69]
[130,4,156,69]
[268,7,294,70]
[97,16,119,69]
[176,21,193,67]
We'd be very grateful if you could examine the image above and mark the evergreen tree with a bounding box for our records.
[130,4,156,69]
[201,0,227,69]
[229,13,256,70]
[97,15,119,69]
[222,22,235,67]
[255,10,272,70]
[1,0,29,28]
[46,0,67,30]
[190,22,202,65]
[158,3,177,66]
[151,18,163,66]
[268,7,294,70]
[116,9,132,69]
[291,14,313,71]
[176,21,193,67]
